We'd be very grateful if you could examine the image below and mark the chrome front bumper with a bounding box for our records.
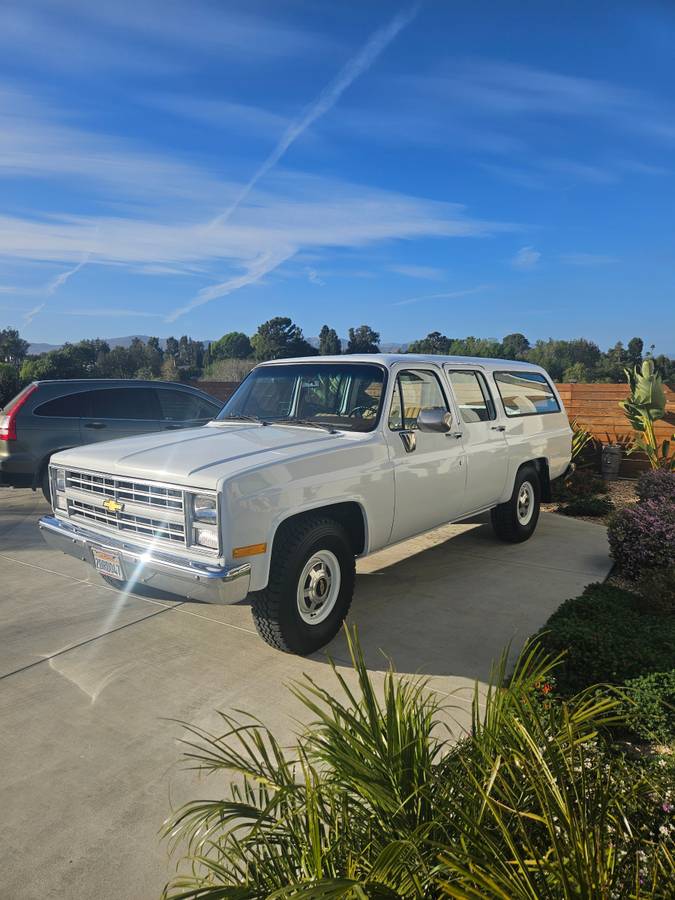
[38,516,251,605]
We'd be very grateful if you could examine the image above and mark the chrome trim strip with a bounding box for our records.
[38,516,249,605]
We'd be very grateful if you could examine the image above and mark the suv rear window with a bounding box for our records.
[494,372,560,416]
[157,389,219,421]
[88,388,159,420]
[34,392,91,417]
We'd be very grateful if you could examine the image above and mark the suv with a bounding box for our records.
[1,379,222,500]
[40,355,572,655]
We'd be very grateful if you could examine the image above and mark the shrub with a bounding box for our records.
[636,468,675,505]
[162,630,673,899]
[537,583,675,694]
[622,670,675,744]
[551,467,607,501]
[560,496,614,517]
[638,566,675,616]
[607,499,675,580]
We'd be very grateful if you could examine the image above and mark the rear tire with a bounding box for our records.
[251,515,355,655]
[491,465,541,543]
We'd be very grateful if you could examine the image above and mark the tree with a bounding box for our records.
[0,327,29,366]
[251,317,317,361]
[318,325,341,355]
[407,331,453,354]
[627,337,644,368]
[165,336,180,360]
[0,361,19,406]
[346,325,380,354]
[527,338,602,382]
[502,333,530,360]
[562,362,592,383]
[449,336,503,358]
[210,331,253,360]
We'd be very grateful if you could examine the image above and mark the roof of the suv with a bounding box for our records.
[257,354,543,371]
[31,379,211,390]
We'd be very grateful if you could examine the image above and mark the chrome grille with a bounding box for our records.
[67,499,186,544]
[65,469,183,511]
[62,468,187,549]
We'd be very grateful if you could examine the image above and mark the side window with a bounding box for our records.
[494,372,561,417]
[388,370,447,431]
[157,390,219,421]
[88,388,159,420]
[446,371,496,423]
[34,392,91,418]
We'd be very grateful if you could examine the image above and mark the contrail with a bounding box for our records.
[24,256,90,325]
[209,4,419,229]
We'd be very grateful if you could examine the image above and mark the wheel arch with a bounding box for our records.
[270,501,368,559]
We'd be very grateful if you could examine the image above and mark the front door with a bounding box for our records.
[386,368,467,543]
[444,368,508,510]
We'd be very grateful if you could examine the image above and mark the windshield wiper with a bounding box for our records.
[218,414,271,426]
[275,417,338,434]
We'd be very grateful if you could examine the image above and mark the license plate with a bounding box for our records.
[92,548,124,580]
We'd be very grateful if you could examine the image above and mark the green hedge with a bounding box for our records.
[537,583,675,694]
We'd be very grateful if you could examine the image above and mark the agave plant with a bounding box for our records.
[570,418,595,463]
[620,359,674,470]
[162,630,674,899]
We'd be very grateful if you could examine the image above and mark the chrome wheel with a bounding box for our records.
[296,549,341,625]
[517,480,535,525]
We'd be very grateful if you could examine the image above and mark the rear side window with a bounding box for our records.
[157,389,219,421]
[88,388,159,420]
[494,372,560,416]
[34,392,91,417]
[446,370,496,423]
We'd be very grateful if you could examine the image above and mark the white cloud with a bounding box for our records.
[511,246,541,270]
[388,264,445,280]
[306,268,325,286]
[561,252,619,266]
[211,4,419,226]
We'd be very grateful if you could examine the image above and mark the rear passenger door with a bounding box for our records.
[81,388,163,443]
[155,388,220,431]
[444,368,508,511]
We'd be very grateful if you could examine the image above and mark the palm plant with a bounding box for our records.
[620,359,674,470]
[162,630,673,899]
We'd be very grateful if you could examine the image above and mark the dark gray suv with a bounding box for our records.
[0,379,222,500]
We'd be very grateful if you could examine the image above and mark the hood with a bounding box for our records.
[51,422,343,489]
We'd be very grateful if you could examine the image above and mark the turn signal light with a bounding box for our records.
[232,542,267,559]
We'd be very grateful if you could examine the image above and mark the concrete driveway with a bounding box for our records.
[0,487,612,900]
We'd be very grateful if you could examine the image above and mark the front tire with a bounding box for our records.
[251,515,355,654]
[491,465,541,543]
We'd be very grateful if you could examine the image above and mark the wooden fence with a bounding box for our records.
[557,382,675,474]
[193,378,675,476]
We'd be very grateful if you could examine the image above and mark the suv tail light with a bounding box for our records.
[0,383,38,441]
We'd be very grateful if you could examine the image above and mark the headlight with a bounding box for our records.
[193,526,219,550]
[192,494,217,523]
[53,467,67,510]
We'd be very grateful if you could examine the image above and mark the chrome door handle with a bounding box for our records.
[446,431,463,439]
[491,425,506,432]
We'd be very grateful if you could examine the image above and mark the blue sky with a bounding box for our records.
[1,0,674,351]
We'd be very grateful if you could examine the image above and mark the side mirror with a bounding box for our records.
[417,406,453,433]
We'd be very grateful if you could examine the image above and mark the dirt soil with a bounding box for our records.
[542,477,638,526]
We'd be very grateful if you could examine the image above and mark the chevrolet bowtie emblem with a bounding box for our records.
[102,498,124,514]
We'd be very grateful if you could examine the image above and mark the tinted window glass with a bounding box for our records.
[157,389,219,421]
[88,388,159,420]
[494,372,560,416]
[220,364,385,433]
[34,392,91,417]
[389,370,447,431]
[447,371,496,423]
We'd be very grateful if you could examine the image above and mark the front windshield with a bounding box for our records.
[217,363,386,433]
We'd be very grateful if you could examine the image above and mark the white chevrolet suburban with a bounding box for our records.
[40,355,572,654]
